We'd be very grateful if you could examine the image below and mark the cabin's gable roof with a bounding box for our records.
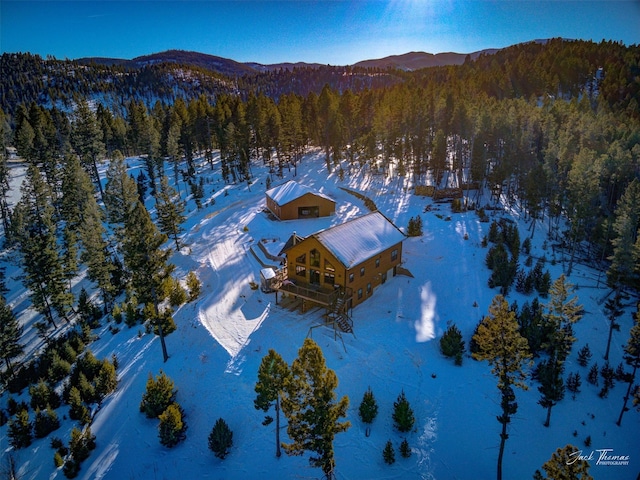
[266,180,334,206]
[312,211,405,269]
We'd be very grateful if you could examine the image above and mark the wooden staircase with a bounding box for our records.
[328,291,353,334]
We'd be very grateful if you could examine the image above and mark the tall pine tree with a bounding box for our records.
[0,295,24,377]
[472,295,531,480]
[254,349,291,457]
[281,338,350,479]
[616,303,640,426]
[122,201,174,362]
[155,176,186,251]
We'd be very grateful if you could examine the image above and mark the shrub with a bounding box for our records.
[186,272,201,301]
[140,371,177,418]
[407,215,423,237]
[208,417,233,459]
[440,323,465,365]
[392,390,415,433]
[158,403,187,447]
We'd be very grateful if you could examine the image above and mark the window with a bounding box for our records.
[366,283,372,295]
[391,249,398,261]
[360,267,365,277]
[296,265,306,277]
[375,258,380,268]
[324,272,335,285]
[357,288,363,299]
[324,259,335,272]
[296,253,306,264]
[310,249,320,267]
[310,269,321,284]
[349,273,354,283]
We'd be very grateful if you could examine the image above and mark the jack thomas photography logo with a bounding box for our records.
[567,448,630,466]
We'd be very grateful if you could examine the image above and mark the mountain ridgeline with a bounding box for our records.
[0,38,637,119]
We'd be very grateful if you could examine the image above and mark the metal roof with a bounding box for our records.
[313,211,405,268]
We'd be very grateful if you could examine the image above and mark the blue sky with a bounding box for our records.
[2,1,639,65]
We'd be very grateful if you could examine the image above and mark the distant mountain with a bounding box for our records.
[245,61,324,72]
[353,49,499,71]
[76,47,502,76]
[78,49,256,77]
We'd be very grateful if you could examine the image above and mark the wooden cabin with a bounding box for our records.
[266,180,335,220]
[279,211,405,310]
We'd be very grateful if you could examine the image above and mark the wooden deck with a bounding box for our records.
[275,282,352,314]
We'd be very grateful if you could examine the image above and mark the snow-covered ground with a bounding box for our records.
[1,150,638,480]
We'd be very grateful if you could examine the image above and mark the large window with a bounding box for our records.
[296,253,306,264]
[324,259,335,272]
[310,249,320,267]
[324,272,335,285]
[296,265,306,277]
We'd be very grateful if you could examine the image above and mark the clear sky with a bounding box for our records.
[1,1,639,65]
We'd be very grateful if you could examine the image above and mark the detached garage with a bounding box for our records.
[266,180,335,220]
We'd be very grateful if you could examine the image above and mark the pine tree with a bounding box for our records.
[155,176,186,251]
[208,417,233,459]
[14,164,72,326]
[537,359,565,427]
[587,363,599,386]
[254,349,291,457]
[71,98,106,201]
[122,201,175,362]
[104,150,139,246]
[8,409,32,449]
[281,338,350,479]
[392,390,415,433]
[158,403,186,447]
[0,295,24,377]
[537,444,593,480]
[617,303,640,425]
[67,386,90,425]
[382,440,395,465]
[598,362,615,398]
[440,323,465,365]
[577,344,592,367]
[34,406,60,438]
[399,438,411,458]
[358,386,379,430]
[68,425,96,463]
[472,295,532,480]
[603,292,624,361]
[566,372,582,400]
[607,178,640,290]
[140,371,177,418]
